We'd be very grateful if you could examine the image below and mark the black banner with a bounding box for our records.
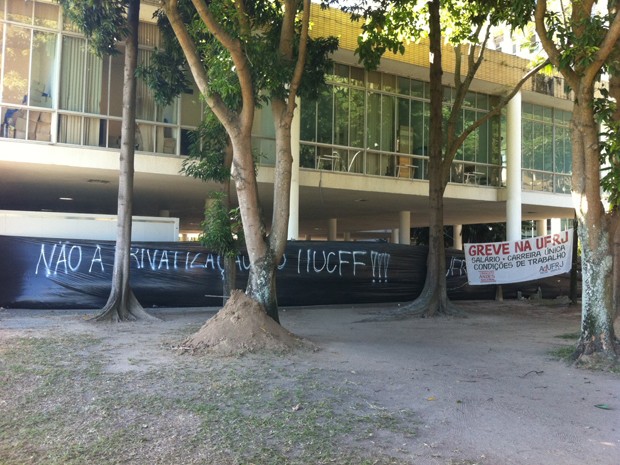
[0,235,571,309]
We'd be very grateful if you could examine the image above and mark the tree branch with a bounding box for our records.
[535,0,579,88]
[443,60,550,183]
[584,9,620,87]
[287,0,311,114]
[190,0,255,129]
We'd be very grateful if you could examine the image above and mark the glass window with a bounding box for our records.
[522,120,533,169]
[543,125,553,171]
[107,49,124,117]
[136,49,156,120]
[366,92,381,149]
[316,86,332,144]
[478,118,489,164]
[7,0,32,24]
[300,98,316,142]
[532,123,544,170]
[411,80,424,98]
[410,99,425,154]
[138,21,159,47]
[61,36,101,114]
[442,86,453,104]
[464,92,476,108]
[29,30,56,108]
[350,66,364,87]
[367,71,380,90]
[397,97,410,153]
[180,81,201,126]
[3,25,31,105]
[462,109,477,162]
[554,127,565,173]
[349,88,364,147]
[382,73,396,92]
[34,1,58,29]
[397,76,410,96]
[334,85,349,146]
[380,94,395,151]
[334,63,349,84]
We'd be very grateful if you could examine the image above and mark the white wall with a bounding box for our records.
[0,210,179,241]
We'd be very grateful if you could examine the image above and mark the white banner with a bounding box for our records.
[464,229,573,285]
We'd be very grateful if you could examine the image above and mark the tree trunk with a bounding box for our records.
[395,0,458,317]
[94,0,155,322]
[571,89,617,360]
[229,128,281,322]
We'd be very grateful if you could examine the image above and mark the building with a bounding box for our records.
[0,0,574,243]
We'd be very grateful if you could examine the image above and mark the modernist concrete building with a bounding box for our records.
[0,0,575,243]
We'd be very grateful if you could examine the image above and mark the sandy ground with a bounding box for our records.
[1,299,619,465]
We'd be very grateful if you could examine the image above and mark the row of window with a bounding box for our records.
[1,0,573,195]
[0,0,204,153]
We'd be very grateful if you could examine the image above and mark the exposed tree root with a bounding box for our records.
[357,291,464,322]
[572,338,619,370]
[92,289,159,322]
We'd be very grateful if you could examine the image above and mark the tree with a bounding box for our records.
[536,0,620,361]
[59,0,155,321]
[352,0,543,316]
[160,0,337,322]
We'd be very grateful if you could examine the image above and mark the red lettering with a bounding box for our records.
[552,232,568,245]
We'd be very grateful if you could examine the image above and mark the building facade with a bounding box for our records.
[0,0,575,242]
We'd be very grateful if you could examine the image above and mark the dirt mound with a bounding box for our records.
[181,290,311,356]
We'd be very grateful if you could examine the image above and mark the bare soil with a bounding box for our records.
[1,299,619,465]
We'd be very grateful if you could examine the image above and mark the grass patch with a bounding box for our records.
[555,332,580,340]
[0,335,418,465]
[548,345,576,361]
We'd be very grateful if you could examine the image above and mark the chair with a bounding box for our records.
[316,151,342,171]
[396,156,416,178]
[347,151,362,172]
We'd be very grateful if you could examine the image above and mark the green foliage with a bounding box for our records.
[141,0,337,109]
[350,0,535,71]
[58,0,128,56]
[200,191,244,258]
[181,109,231,184]
[594,88,620,210]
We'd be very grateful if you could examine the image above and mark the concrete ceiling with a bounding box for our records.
[0,158,575,240]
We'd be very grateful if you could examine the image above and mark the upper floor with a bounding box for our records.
[0,0,573,197]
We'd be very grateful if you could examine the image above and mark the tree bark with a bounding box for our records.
[94,0,155,322]
[571,88,617,359]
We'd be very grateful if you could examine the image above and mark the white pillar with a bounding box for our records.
[399,211,410,245]
[536,219,547,236]
[550,218,562,234]
[453,224,463,250]
[287,97,301,240]
[328,218,337,241]
[391,228,399,244]
[343,232,351,241]
[506,91,522,241]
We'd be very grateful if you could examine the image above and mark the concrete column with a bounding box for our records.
[288,97,301,240]
[453,224,463,249]
[343,232,351,241]
[391,228,399,244]
[399,211,410,245]
[536,219,547,236]
[328,218,337,241]
[159,209,170,217]
[506,91,522,241]
[550,218,562,234]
